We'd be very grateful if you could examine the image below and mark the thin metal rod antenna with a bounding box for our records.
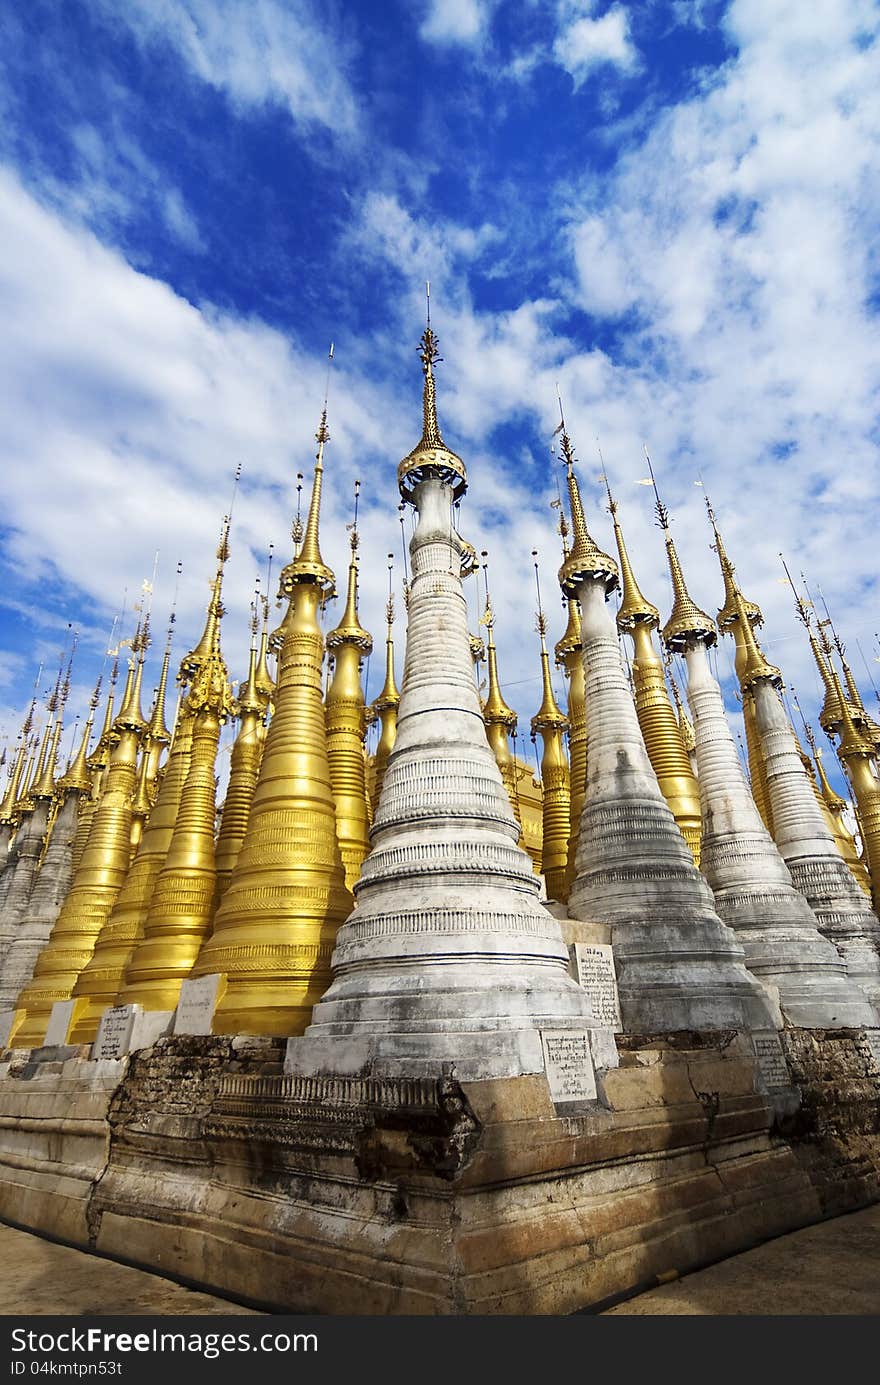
[425,281,431,328]
[644,443,668,529]
[228,462,243,522]
[352,479,361,535]
[531,549,545,621]
[480,551,490,612]
[779,554,806,613]
[322,342,335,409]
[855,638,880,708]
[596,438,614,510]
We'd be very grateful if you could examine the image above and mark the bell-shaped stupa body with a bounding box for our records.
[562,451,777,1034]
[666,553,874,1029]
[299,328,595,1079]
[192,409,352,1036]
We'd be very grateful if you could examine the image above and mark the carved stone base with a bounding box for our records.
[2,1030,877,1312]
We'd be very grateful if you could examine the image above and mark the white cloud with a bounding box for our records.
[351,191,499,291]
[420,0,496,47]
[551,0,880,747]
[92,0,360,136]
[553,3,638,88]
[0,165,411,748]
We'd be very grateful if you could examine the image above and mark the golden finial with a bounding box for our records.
[705,493,762,631]
[398,294,467,501]
[480,553,517,730]
[252,550,276,703]
[373,554,401,712]
[530,554,568,733]
[647,452,716,650]
[327,480,372,655]
[235,595,265,717]
[182,515,232,683]
[732,587,781,690]
[114,616,149,732]
[782,557,849,733]
[146,613,174,748]
[279,354,337,599]
[602,462,660,631]
[556,400,618,596]
[58,677,100,794]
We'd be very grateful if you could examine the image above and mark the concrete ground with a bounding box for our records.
[602,1202,880,1315]
[0,1206,878,1314]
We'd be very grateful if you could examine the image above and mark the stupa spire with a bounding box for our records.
[706,495,763,632]
[212,595,270,908]
[324,482,373,892]
[193,380,351,1037]
[530,554,570,904]
[111,525,235,1029]
[707,501,774,834]
[369,556,401,812]
[606,467,701,864]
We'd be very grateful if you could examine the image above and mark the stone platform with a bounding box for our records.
[0,1030,878,1314]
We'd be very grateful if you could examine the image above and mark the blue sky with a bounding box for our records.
[0,0,879,795]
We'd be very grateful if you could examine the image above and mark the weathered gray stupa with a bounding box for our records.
[659,507,875,1028]
[560,435,778,1035]
[743,594,880,1011]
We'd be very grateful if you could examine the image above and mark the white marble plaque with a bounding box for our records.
[173,974,226,1035]
[540,1029,597,1106]
[573,943,622,1031]
[858,1030,880,1076]
[752,1030,790,1090]
[44,999,82,1047]
[0,1009,23,1049]
[92,1005,138,1061]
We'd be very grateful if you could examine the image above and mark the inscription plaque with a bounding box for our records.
[173,974,227,1036]
[540,1029,597,1107]
[752,1030,790,1089]
[573,944,622,1031]
[92,1005,137,1060]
